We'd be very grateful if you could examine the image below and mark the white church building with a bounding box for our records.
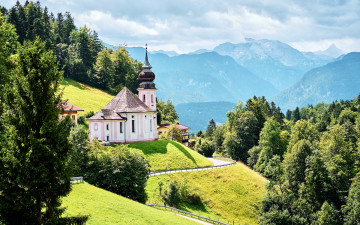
[88,47,158,143]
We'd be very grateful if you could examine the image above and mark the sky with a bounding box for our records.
[2,0,360,53]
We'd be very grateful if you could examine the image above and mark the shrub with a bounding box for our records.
[163,181,180,207]
[196,139,215,157]
[85,141,150,203]
[77,115,86,125]
[162,179,202,207]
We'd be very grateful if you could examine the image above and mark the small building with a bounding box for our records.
[158,123,191,146]
[88,46,158,143]
[59,101,84,124]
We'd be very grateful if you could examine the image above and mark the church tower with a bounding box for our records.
[137,44,156,111]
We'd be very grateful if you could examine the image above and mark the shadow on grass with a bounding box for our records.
[128,140,168,154]
[61,78,86,90]
[170,141,197,165]
[178,202,211,216]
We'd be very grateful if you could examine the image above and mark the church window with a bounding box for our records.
[143,95,146,102]
[150,119,152,132]
[151,94,153,103]
[120,122,123,133]
[132,120,135,133]
[94,123,98,131]
[106,124,109,130]
[106,136,109,141]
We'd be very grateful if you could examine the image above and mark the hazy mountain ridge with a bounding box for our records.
[273,52,360,110]
[213,39,335,90]
[176,101,235,132]
[126,47,278,105]
[314,44,345,58]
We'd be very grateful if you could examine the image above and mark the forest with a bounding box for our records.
[1,0,141,94]
[199,96,360,224]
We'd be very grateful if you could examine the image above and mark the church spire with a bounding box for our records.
[138,44,155,84]
[143,43,152,69]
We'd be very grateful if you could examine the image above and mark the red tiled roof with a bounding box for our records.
[60,101,84,112]
[88,87,155,120]
[161,124,190,130]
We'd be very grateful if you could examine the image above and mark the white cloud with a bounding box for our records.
[2,0,360,53]
[76,10,158,37]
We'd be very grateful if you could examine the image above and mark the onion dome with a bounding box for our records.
[138,44,155,83]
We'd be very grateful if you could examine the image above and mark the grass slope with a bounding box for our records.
[60,78,114,115]
[126,140,213,171]
[146,162,268,224]
[61,183,199,225]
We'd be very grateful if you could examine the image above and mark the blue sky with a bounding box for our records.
[2,0,360,53]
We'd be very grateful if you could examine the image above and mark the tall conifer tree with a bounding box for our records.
[0,38,72,224]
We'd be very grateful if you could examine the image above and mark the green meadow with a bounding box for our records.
[146,162,268,224]
[123,140,213,171]
[61,182,199,225]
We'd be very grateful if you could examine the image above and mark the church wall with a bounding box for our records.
[89,112,158,144]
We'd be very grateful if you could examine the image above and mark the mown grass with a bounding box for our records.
[61,182,199,225]
[125,140,213,171]
[146,162,268,224]
[60,78,114,115]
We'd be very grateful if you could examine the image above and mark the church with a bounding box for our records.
[88,47,158,143]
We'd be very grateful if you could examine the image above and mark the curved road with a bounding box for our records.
[148,157,235,224]
[207,157,233,166]
[149,157,235,176]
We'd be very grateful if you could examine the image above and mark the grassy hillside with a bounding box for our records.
[61,183,199,225]
[60,78,114,115]
[146,162,268,224]
[125,140,213,171]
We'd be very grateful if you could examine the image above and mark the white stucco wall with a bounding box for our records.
[89,112,158,143]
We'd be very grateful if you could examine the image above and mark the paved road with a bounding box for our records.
[207,158,233,166]
[149,157,235,176]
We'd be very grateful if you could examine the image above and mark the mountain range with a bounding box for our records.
[273,52,360,110]
[108,39,359,131]
[212,39,334,91]
[126,47,278,105]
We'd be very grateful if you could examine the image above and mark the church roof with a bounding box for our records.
[88,87,155,120]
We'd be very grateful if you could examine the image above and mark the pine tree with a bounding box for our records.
[292,107,301,121]
[206,119,216,138]
[0,38,72,224]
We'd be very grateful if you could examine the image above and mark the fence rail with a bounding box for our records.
[146,203,228,225]
[149,158,236,176]
[71,176,84,183]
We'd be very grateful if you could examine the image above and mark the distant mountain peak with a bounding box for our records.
[315,44,344,58]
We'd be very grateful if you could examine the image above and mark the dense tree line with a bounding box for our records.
[198,95,360,224]
[1,1,142,94]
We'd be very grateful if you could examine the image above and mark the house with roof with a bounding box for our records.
[88,47,158,143]
[59,101,84,124]
[158,123,191,146]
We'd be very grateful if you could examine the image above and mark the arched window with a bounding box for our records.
[151,94,153,103]
[143,95,146,103]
